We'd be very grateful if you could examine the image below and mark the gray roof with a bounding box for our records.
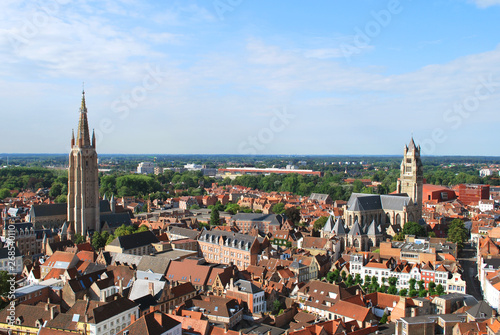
[109,231,159,251]
[346,193,413,212]
[349,220,364,236]
[93,297,138,324]
[309,193,330,202]
[129,279,166,301]
[332,218,346,235]
[199,229,263,248]
[322,216,334,233]
[5,222,34,233]
[466,301,494,319]
[233,279,263,294]
[366,219,381,236]
[108,252,144,267]
[380,194,412,210]
[100,199,111,213]
[31,203,67,217]
[100,212,132,228]
[137,255,171,275]
[168,227,200,240]
[347,194,381,212]
[232,213,284,226]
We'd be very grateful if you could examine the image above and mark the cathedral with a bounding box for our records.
[323,138,424,252]
[67,91,100,237]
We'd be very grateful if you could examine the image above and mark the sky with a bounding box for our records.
[1,0,500,156]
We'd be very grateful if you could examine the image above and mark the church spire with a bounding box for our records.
[76,90,91,147]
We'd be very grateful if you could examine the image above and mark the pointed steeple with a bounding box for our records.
[366,219,381,236]
[333,218,346,235]
[323,216,334,233]
[71,129,75,147]
[76,90,91,147]
[92,129,96,148]
[408,137,416,152]
[349,220,364,236]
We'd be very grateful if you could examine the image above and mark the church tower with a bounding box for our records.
[67,91,100,235]
[397,137,423,219]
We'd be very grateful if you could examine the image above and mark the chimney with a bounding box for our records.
[154,312,163,326]
[85,314,88,323]
[50,305,57,320]
[224,324,229,332]
[45,304,50,311]
[131,313,136,323]
[149,282,155,296]
[119,278,123,296]
[150,305,156,314]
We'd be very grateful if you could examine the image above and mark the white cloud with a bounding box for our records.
[470,0,500,8]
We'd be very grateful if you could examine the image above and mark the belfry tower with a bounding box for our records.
[397,137,423,219]
[67,91,100,235]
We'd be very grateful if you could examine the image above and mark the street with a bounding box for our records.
[458,243,483,301]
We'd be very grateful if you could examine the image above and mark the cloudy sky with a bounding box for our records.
[1,0,500,155]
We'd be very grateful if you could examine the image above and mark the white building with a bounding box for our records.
[137,162,155,174]
[479,200,495,212]
[91,297,139,335]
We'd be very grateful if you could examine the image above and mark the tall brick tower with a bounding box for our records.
[397,137,423,220]
[67,91,100,235]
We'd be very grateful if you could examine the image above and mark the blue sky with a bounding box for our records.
[1,0,500,155]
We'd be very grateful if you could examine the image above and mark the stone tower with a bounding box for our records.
[397,137,423,219]
[67,91,100,235]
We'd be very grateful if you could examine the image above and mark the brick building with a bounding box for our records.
[452,184,489,205]
[198,230,270,270]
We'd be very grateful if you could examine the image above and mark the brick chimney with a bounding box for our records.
[50,305,58,320]
[150,305,156,314]
[149,282,155,296]
[154,312,163,326]
[131,313,136,323]
[119,278,123,296]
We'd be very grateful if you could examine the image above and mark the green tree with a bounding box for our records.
[417,280,425,291]
[225,203,240,215]
[106,234,116,245]
[313,216,328,232]
[418,289,428,297]
[402,221,427,238]
[74,233,84,245]
[285,207,301,225]
[409,278,416,291]
[409,289,418,297]
[272,203,285,214]
[272,300,282,313]
[49,182,64,198]
[326,271,337,283]
[388,286,398,295]
[399,289,408,296]
[0,188,11,199]
[436,284,445,296]
[91,232,106,250]
[210,208,220,226]
[428,281,436,296]
[345,274,354,287]
[0,271,13,297]
[447,219,469,250]
[137,225,149,232]
[54,194,67,203]
[380,312,388,324]
[354,274,362,285]
[393,232,405,241]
